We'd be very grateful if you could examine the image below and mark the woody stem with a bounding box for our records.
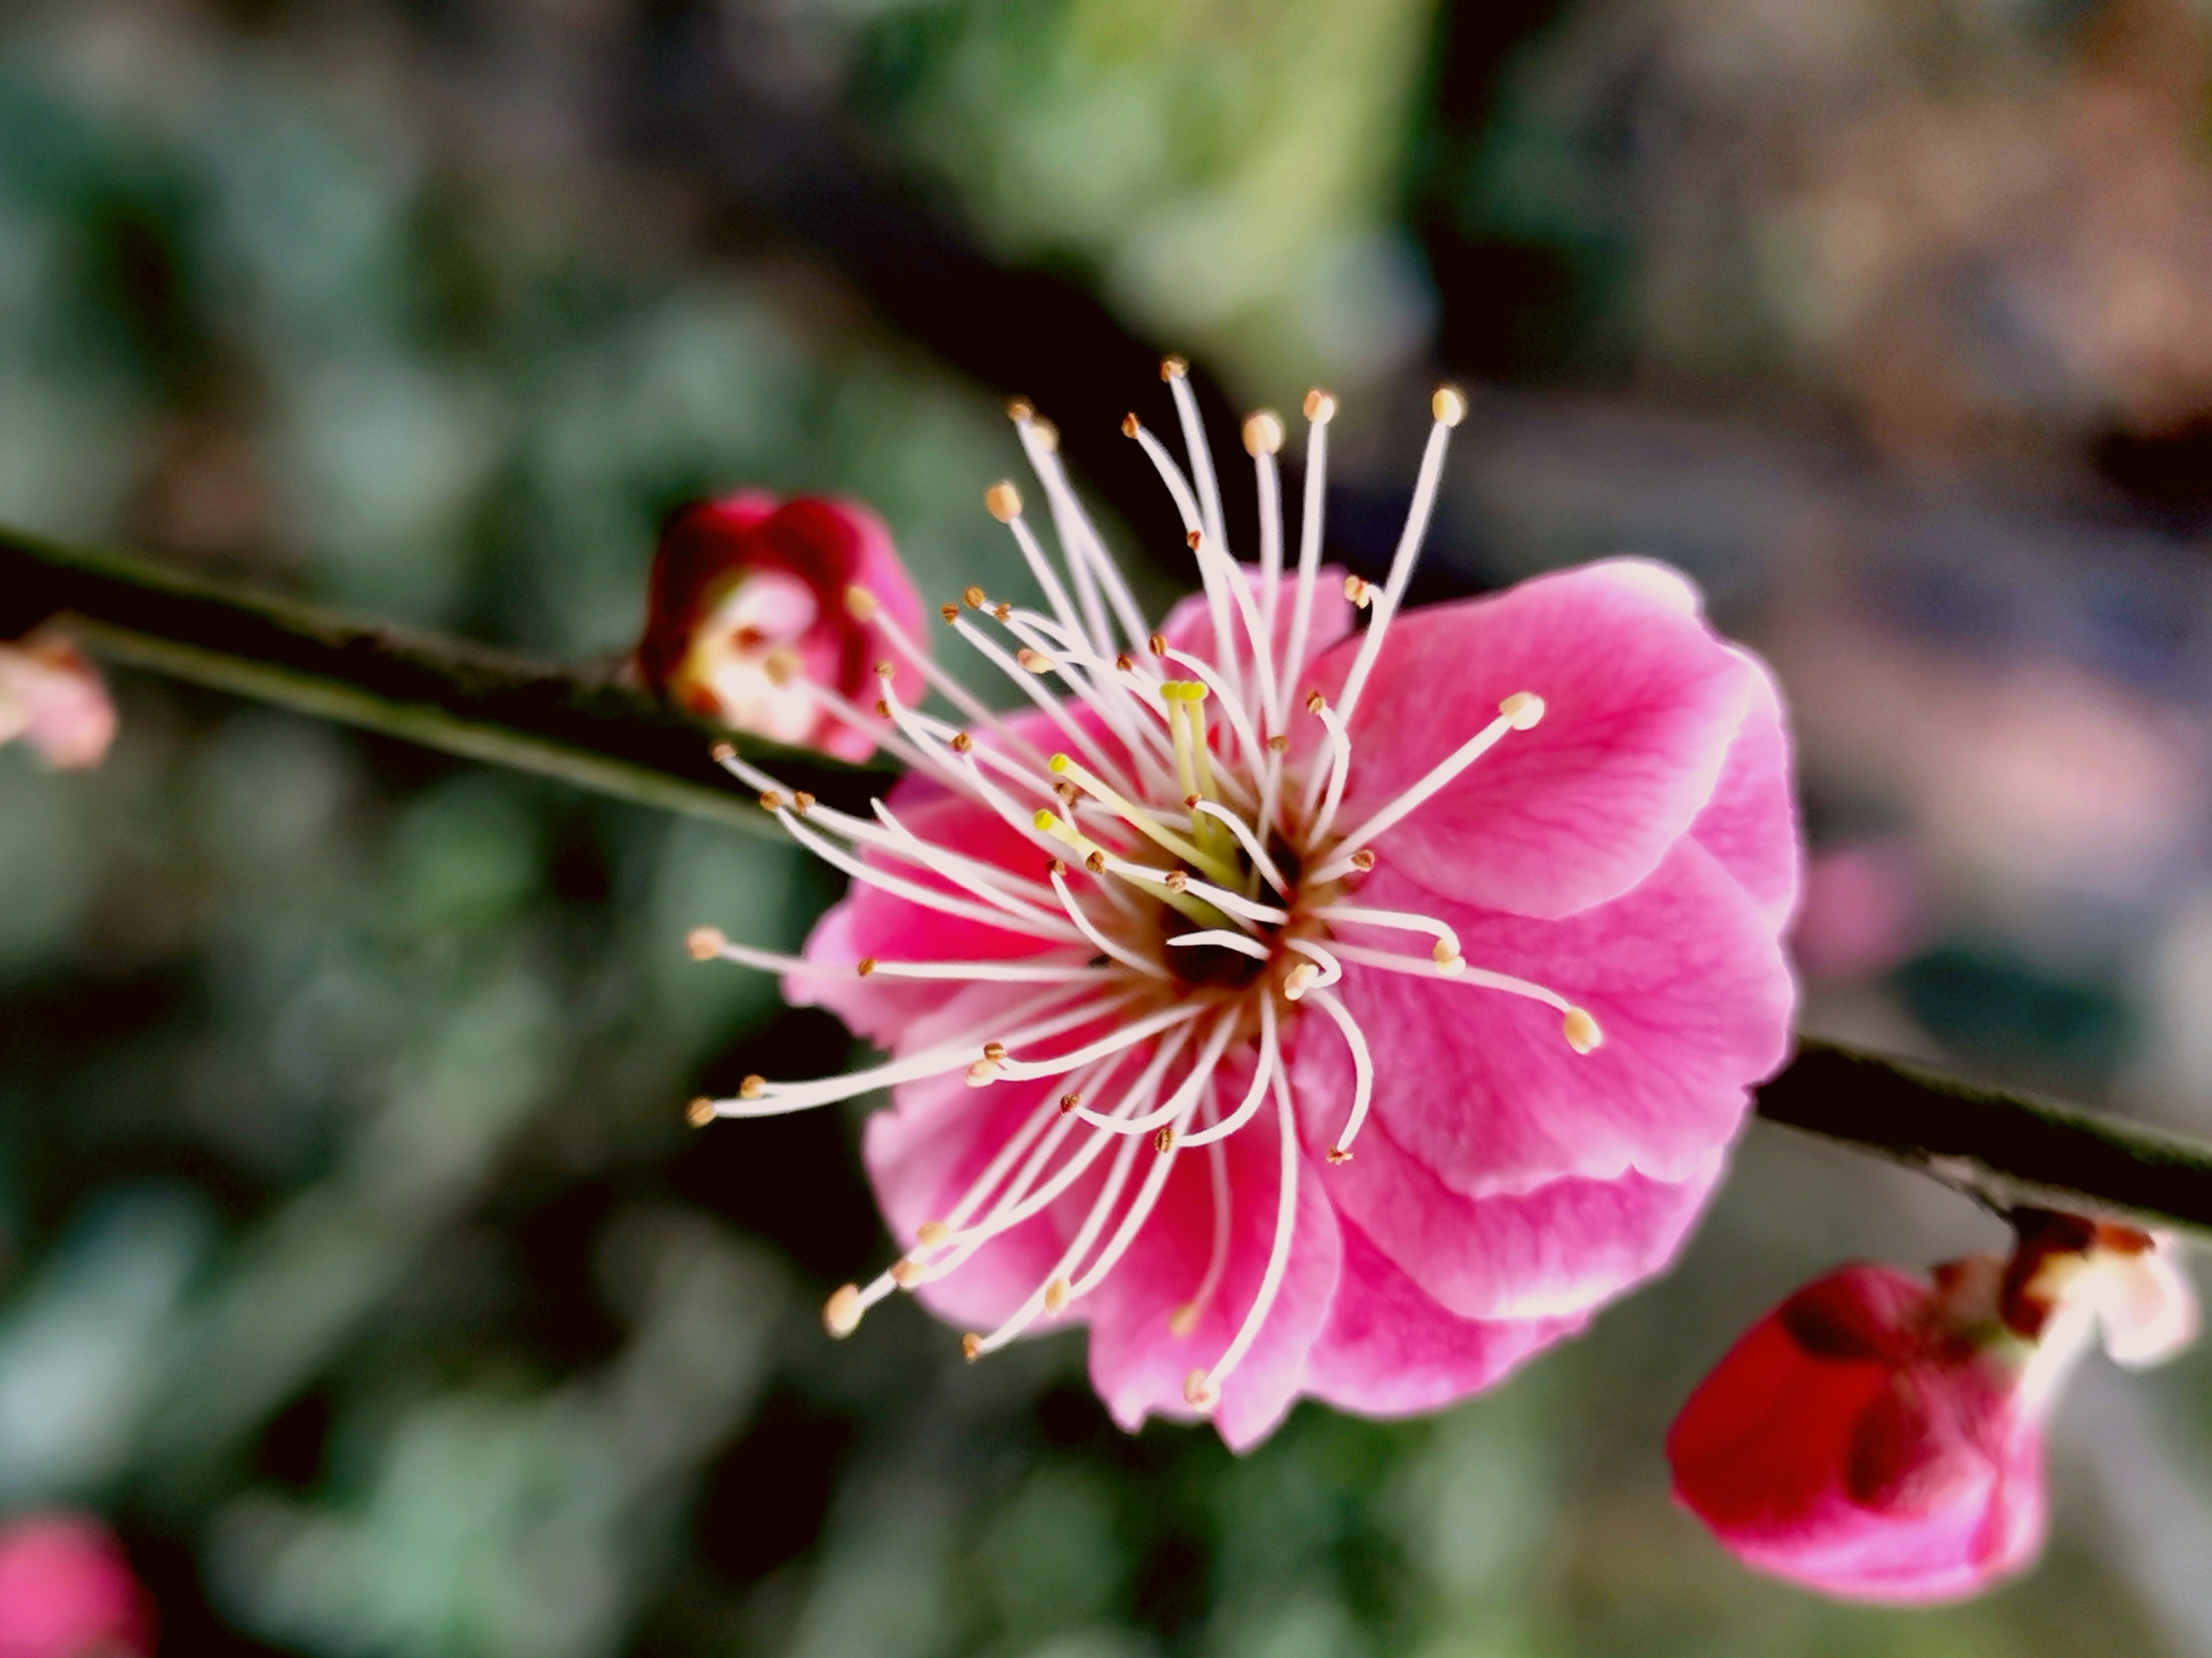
[9,528,2212,1237]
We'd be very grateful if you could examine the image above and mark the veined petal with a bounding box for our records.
[1084,1091,1343,1452]
[1292,1076,1728,1321]
[1301,1219,1587,1417]
[1321,841,1793,1197]
[1312,559,1753,919]
[1691,650,1801,936]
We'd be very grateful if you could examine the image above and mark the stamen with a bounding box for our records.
[1189,801,1289,895]
[951,616,1135,794]
[1327,388,1463,731]
[713,984,1121,1115]
[1019,411,1152,656]
[1281,960,1319,1001]
[1189,1059,1302,1405]
[1129,419,1238,675]
[1306,985,1374,1161]
[1284,938,1344,991]
[1323,943,1596,1051]
[1278,391,1332,735]
[1048,865,1171,979]
[1309,693,1543,883]
[1316,904,1462,966]
[990,1000,1210,1084]
[824,1283,865,1338]
[1050,752,1240,887]
[1073,1014,1240,1136]
[1167,930,1272,962]
[1179,997,1278,1147]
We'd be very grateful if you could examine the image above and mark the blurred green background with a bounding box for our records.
[6,0,2212,1653]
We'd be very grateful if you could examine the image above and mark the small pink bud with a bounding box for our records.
[0,1511,154,1657]
[0,633,117,770]
[634,493,924,762]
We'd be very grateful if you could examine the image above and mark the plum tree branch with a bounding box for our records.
[9,528,2211,1236]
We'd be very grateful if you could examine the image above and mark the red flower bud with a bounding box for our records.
[1670,1224,2194,1604]
[1668,1261,2042,1603]
[635,492,924,762]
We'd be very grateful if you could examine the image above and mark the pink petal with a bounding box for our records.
[1312,559,1754,919]
[1083,1091,1343,1451]
[791,765,1070,1049]
[1689,650,1800,935]
[0,1512,152,1656]
[1301,1217,1586,1417]
[862,1066,1092,1332]
[1318,839,1794,1197]
[1294,1068,1730,1319]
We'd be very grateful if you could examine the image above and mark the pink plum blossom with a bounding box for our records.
[1668,1215,2197,1602]
[686,374,1800,1448]
[0,634,117,771]
[636,492,925,762]
[0,1511,153,1658]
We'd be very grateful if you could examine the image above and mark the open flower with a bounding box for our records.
[0,633,117,771]
[1668,1214,2197,1603]
[636,492,925,762]
[0,1511,154,1658]
[687,366,1800,1448]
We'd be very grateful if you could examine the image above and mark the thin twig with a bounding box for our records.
[10,528,2212,1235]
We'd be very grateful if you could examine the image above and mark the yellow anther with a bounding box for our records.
[1432,384,1468,428]
[1243,411,1285,456]
[1154,1126,1175,1154]
[1344,575,1373,608]
[1187,530,1202,551]
[1122,412,1141,439]
[711,741,736,763]
[686,926,726,961]
[940,602,960,624]
[1303,388,1337,424]
[845,584,880,621]
[962,585,986,609]
[1161,354,1189,380]
[985,481,1022,522]
[1562,1008,1604,1055]
[1168,1303,1199,1338]
[686,1097,716,1128]
[961,1333,984,1361]
[1017,648,1056,674]
[982,1042,1007,1062]
[1268,734,1290,754]
[1084,851,1106,874]
[1043,1277,1070,1314]
[992,602,1011,622]
[1164,870,1188,893]
[1148,632,1167,657]
[855,957,876,976]
[1058,1092,1083,1114]
[1499,692,1546,730]
[1282,960,1320,1002]
[950,732,974,753]
[1159,680,1208,703]
[823,1284,864,1337]
[965,1059,1001,1087]
[1349,849,1376,872]
[1305,690,1325,714]
[875,660,895,680]
[792,791,815,814]
[1183,1369,1219,1409]
[1048,753,1072,774]
[1033,418,1059,452]
[1007,397,1034,422]
[1115,652,1134,672]
[1327,1144,1353,1165]
[739,1075,765,1099]
[890,1259,924,1287]
[916,1220,951,1247]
